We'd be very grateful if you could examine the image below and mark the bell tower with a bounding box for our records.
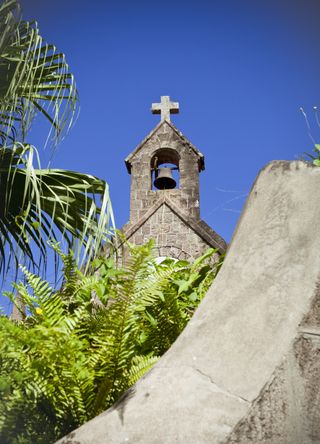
[126,96,203,222]
[122,96,226,261]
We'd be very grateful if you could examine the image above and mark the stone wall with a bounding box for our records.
[126,202,221,261]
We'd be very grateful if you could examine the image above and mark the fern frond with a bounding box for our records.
[0,239,223,441]
[127,354,159,386]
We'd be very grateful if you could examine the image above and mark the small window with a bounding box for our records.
[151,149,180,190]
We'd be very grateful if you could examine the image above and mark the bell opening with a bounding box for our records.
[151,149,180,191]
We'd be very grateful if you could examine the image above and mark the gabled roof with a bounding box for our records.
[125,120,205,173]
[121,195,227,254]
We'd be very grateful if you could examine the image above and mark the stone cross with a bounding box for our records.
[151,96,179,122]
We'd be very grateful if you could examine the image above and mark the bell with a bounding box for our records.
[154,167,176,190]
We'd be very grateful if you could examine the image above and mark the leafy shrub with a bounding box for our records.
[0,241,223,443]
[305,143,320,166]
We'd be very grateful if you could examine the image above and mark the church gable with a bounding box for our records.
[126,203,221,262]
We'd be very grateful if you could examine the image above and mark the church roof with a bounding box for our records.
[121,194,227,254]
[125,120,205,173]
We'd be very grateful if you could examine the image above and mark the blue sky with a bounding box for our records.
[20,0,320,243]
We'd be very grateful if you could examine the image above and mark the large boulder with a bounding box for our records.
[58,161,320,444]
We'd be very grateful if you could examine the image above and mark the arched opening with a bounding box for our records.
[153,245,194,262]
[151,149,180,190]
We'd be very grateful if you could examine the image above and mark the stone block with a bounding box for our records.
[58,161,320,443]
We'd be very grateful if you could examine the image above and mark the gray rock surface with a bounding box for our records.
[57,161,320,444]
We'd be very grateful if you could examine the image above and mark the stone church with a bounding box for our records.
[120,96,227,261]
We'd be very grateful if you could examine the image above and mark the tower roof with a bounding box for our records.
[125,119,205,174]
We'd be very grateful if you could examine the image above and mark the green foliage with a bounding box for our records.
[305,143,320,166]
[0,241,223,443]
[0,0,114,277]
[0,0,78,146]
[0,144,114,276]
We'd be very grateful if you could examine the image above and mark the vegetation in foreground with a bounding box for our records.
[0,241,223,444]
[0,0,113,279]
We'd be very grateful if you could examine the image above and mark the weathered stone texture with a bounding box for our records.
[128,203,220,261]
[57,161,320,444]
[226,330,320,444]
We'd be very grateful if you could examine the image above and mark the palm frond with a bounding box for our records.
[0,144,115,277]
[0,0,78,147]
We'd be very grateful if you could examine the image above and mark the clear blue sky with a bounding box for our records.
[20,0,320,243]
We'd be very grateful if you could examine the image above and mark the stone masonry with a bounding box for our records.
[120,96,227,261]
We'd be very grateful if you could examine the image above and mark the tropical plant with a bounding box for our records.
[0,241,223,443]
[304,143,320,166]
[0,144,113,277]
[300,107,320,166]
[0,0,113,278]
[0,0,77,146]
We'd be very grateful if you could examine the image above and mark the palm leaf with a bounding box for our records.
[0,0,78,147]
[0,144,115,277]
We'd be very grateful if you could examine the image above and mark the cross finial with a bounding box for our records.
[151,96,179,122]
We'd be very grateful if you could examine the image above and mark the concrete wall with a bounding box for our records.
[57,161,320,444]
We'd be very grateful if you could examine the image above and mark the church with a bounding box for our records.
[120,96,227,262]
